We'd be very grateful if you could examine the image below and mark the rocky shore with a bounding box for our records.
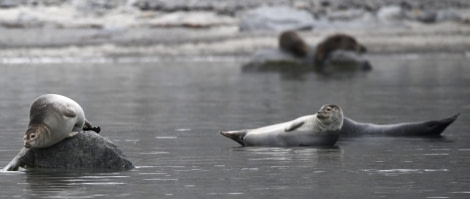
[0,0,469,58]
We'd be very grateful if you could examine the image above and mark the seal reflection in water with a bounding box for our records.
[24,94,101,148]
[220,104,344,147]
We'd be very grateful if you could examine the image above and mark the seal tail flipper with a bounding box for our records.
[428,113,460,135]
[83,120,101,134]
[1,147,28,171]
[220,130,247,146]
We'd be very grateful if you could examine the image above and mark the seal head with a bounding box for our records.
[315,104,343,131]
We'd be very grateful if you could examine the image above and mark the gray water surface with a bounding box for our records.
[0,54,469,198]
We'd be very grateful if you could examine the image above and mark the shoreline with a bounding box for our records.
[0,23,469,59]
[0,1,469,58]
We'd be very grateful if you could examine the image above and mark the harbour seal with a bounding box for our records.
[242,32,371,74]
[24,94,100,149]
[279,30,309,58]
[220,104,344,147]
[339,113,460,137]
[314,33,368,71]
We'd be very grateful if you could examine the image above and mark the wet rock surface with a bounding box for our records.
[4,131,133,171]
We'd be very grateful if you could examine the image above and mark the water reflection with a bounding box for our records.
[0,54,469,198]
[24,170,130,198]
[241,62,371,81]
[234,147,342,162]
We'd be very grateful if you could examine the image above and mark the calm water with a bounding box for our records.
[0,53,469,198]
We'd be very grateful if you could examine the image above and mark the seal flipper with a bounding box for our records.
[69,131,79,137]
[60,104,77,118]
[285,121,305,132]
[83,120,101,134]
[424,113,460,136]
[220,130,247,146]
[2,147,28,171]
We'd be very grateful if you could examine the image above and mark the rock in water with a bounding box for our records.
[239,6,315,31]
[3,131,133,171]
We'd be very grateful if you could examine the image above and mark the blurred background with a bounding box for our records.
[0,0,468,60]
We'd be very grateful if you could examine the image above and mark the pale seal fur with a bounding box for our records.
[24,94,100,149]
[220,104,343,147]
[2,94,100,171]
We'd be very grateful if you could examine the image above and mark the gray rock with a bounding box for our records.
[327,9,367,21]
[436,10,461,22]
[239,6,315,31]
[2,131,133,171]
[322,50,372,73]
[242,47,313,73]
[377,5,404,22]
[405,9,461,23]
[0,0,20,8]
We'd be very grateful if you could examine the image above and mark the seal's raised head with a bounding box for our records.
[24,125,48,148]
[316,104,343,131]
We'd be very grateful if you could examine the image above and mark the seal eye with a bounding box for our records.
[326,107,332,112]
[30,134,36,139]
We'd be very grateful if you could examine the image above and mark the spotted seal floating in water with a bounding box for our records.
[220,110,459,147]
[220,104,344,147]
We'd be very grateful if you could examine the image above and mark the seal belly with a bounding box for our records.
[243,122,290,146]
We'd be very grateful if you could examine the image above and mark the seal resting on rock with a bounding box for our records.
[220,104,344,147]
[24,94,100,149]
[339,113,460,137]
[242,32,371,74]
[279,30,309,58]
[1,94,132,171]
[314,33,370,72]
[314,33,366,65]
[2,131,133,171]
